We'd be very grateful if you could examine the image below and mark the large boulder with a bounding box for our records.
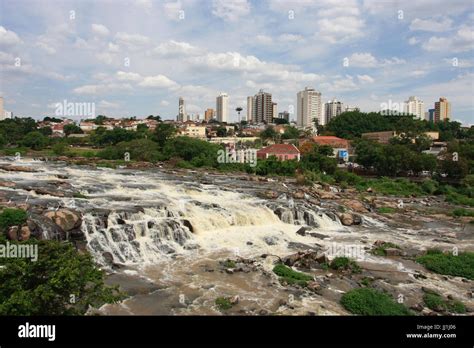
[339,212,362,226]
[340,199,369,213]
[43,209,82,232]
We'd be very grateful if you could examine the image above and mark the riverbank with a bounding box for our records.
[0,157,473,316]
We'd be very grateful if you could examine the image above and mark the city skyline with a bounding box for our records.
[0,0,473,124]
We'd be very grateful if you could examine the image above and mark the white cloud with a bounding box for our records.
[255,35,273,45]
[115,32,150,46]
[153,40,201,56]
[163,1,183,21]
[98,100,120,108]
[347,52,406,68]
[91,24,110,37]
[160,100,170,106]
[73,83,133,95]
[135,0,152,10]
[116,71,142,82]
[317,16,365,43]
[409,70,428,77]
[357,74,375,84]
[0,26,22,46]
[408,37,419,45]
[138,74,179,89]
[212,0,250,22]
[410,17,453,32]
[422,25,474,52]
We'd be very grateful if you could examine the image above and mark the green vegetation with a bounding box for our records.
[222,260,236,268]
[452,208,474,217]
[73,192,88,199]
[423,290,466,314]
[272,263,313,287]
[215,297,233,311]
[416,250,474,280]
[360,277,374,287]
[0,208,27,232]
[377,207,397,214]
[0,240,123,315]
[340,287,412,316]
[329,257,361,273]
[371,242,400,256]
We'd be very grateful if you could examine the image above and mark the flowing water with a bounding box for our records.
[1,158,472,315]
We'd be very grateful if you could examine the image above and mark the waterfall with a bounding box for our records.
[0,158,346,267]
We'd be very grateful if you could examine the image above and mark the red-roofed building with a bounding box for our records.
[257,144,300,161]
[311,136,350,161]
[312,136,349,148]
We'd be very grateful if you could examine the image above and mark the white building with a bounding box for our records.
[246,96,254,123]
[0,97,12,121]
[216,93,229,123]
[405,96,424,120]
[272,102,278,121]
[297,87,323,128]
[325,98,344,124]
[178,97,186,122]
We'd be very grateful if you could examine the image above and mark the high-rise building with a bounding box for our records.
[434,97,451,123]
[325,98,344,124]
[254,89,273,123]
[297,87,322,128]
[426,108,435,122]
[246,96,254,123]
[278,111,290,122]
[405,96,424,119]
[216,93,228,123]
[177,97,186,122]
[204,108,214,122]
[272,102,278,121]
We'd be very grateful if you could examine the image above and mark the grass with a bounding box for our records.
[360,277,374,287]
[452,208,474,217]
[371,242,400,256]
[0,208,27,232]
[341,288,412,316]
[445,191,474,207]
[355,177,424,197]
[423,291,466,314]
[416,250,474,280]
[272,263,313,287]
[222,260,236,269]
[329,257,361,273]
[73,192,88,199]
[377,207,397,214]
[215,297,233,311]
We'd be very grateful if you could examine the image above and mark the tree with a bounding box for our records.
[147,115,161,121]
[216,126,227,137]
[21,131,48,150]
[0,240,122,315]
[99,138,162,162]
[260,126,277,141]
[326,111,391,139]
[152,123,176,148]
[64,124,83,136]
[0,134,6,148]
[38,127,52,136]
[43,116,63,123]
[281,126,299,140]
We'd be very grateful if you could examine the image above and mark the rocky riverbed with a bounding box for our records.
[0,157,473,315]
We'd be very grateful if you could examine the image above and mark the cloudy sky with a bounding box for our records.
[0,0,473,124]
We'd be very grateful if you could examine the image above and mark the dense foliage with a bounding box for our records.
[0,240,122,315]
[340,288,412,316]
